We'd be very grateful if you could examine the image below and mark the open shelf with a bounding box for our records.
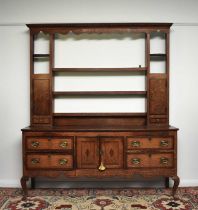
[53,112,147,117]
[52,67,147,73]
[150,53,166,57]
[33,55,49,74]
[53,91,147,96]
[150,32,166,55]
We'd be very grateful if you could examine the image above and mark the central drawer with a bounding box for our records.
[26,137,73,151]
[26,154,73,169]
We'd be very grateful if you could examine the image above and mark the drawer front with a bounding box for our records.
[27,154,73,169]
[127,153,173,168]
[26,137,73,150]
[150,118,167,124]
[127,137,173,150]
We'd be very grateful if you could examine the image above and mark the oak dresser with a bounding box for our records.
[21,23,179,197]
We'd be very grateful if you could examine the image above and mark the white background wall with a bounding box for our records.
[0,0,198,187]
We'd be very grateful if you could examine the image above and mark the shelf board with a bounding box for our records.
[53,113,147,117]
[53,91,147,96]
[33,54,50,58]
[52,67,147,73]
[150,53,166,58]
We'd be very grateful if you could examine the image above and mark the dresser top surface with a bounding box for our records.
[22,125,178,132]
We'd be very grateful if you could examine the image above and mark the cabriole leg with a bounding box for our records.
[20,176,29,199]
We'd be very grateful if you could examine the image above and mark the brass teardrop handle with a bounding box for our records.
[59,141,68,148]
[160,140,169,147]
[160,157,169,165]
[98,162,106,171]
[131,141,140,147]
[59,159,68,165]
[31,158,40,164]
[31,141,39,148]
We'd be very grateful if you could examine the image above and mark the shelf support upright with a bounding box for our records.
[166,31,170,125]
[146,32,150,125]
[30,31,34,126]
[50,33,55,126]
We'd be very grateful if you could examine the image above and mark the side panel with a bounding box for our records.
[149,74,168,125]
[31,75,52,125]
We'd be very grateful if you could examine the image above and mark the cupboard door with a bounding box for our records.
[100,137,124,169]
[149,74,168,125]
[32,76,52,125]
[149,76,167,115]
[76,137,99,169]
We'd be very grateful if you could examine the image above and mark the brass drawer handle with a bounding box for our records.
[31,141,39,148]
[59,141,68,148]
[131,141,140,147]
[160,157,169,165]
[59,159,68,165]
[98,162,106,171]
[31,158,40,164]
[131,158,141,165]
[160,140,169,147]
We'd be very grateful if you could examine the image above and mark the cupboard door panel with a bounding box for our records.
[149,76,167,115]
[100,137,124,169]
[77,137,99,169]
[32,76,52,125]
[33,78,51,115]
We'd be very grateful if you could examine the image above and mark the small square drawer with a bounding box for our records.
[150,118,167,124]
[27,154,73,169]
[127,137,173,150]
[127,153,173,168]
[26,137,73,150]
